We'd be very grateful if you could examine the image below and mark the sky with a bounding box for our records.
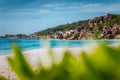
[0,0,120,35]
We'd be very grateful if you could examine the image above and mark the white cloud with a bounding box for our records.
[82,3,120,13]
[37,9,52,14]
[82,3,103,8]
[4,8,53,15]
[4,3,120,15]
[43,3,65,8]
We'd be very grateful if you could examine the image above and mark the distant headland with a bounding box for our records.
[0,34,39,39]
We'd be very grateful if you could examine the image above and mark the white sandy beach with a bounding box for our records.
[0,46,94,80]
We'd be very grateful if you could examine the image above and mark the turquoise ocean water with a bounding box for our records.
[0,38,120,55]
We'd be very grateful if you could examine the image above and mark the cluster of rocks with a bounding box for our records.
[78,30,93,40]
[89,13,117,28]
[100,24,120,39]
[40,30,75,40]
[77,13,120,39]
[88,13,120,39]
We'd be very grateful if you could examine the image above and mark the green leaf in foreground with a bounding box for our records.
[4,43,120,80]
[7,44,36,80]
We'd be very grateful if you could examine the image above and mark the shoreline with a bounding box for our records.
[0,37,120,40]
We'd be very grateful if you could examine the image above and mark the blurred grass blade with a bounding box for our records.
[7,44,35,80]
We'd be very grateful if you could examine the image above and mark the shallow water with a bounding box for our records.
[0,38,120,54]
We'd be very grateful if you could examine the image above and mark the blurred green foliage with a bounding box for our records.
[1,44,120,80]
[0,76,6,80]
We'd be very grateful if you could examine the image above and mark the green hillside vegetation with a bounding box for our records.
[1,44,120,80]
[111,15,120,25]
[34,20,88,36]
